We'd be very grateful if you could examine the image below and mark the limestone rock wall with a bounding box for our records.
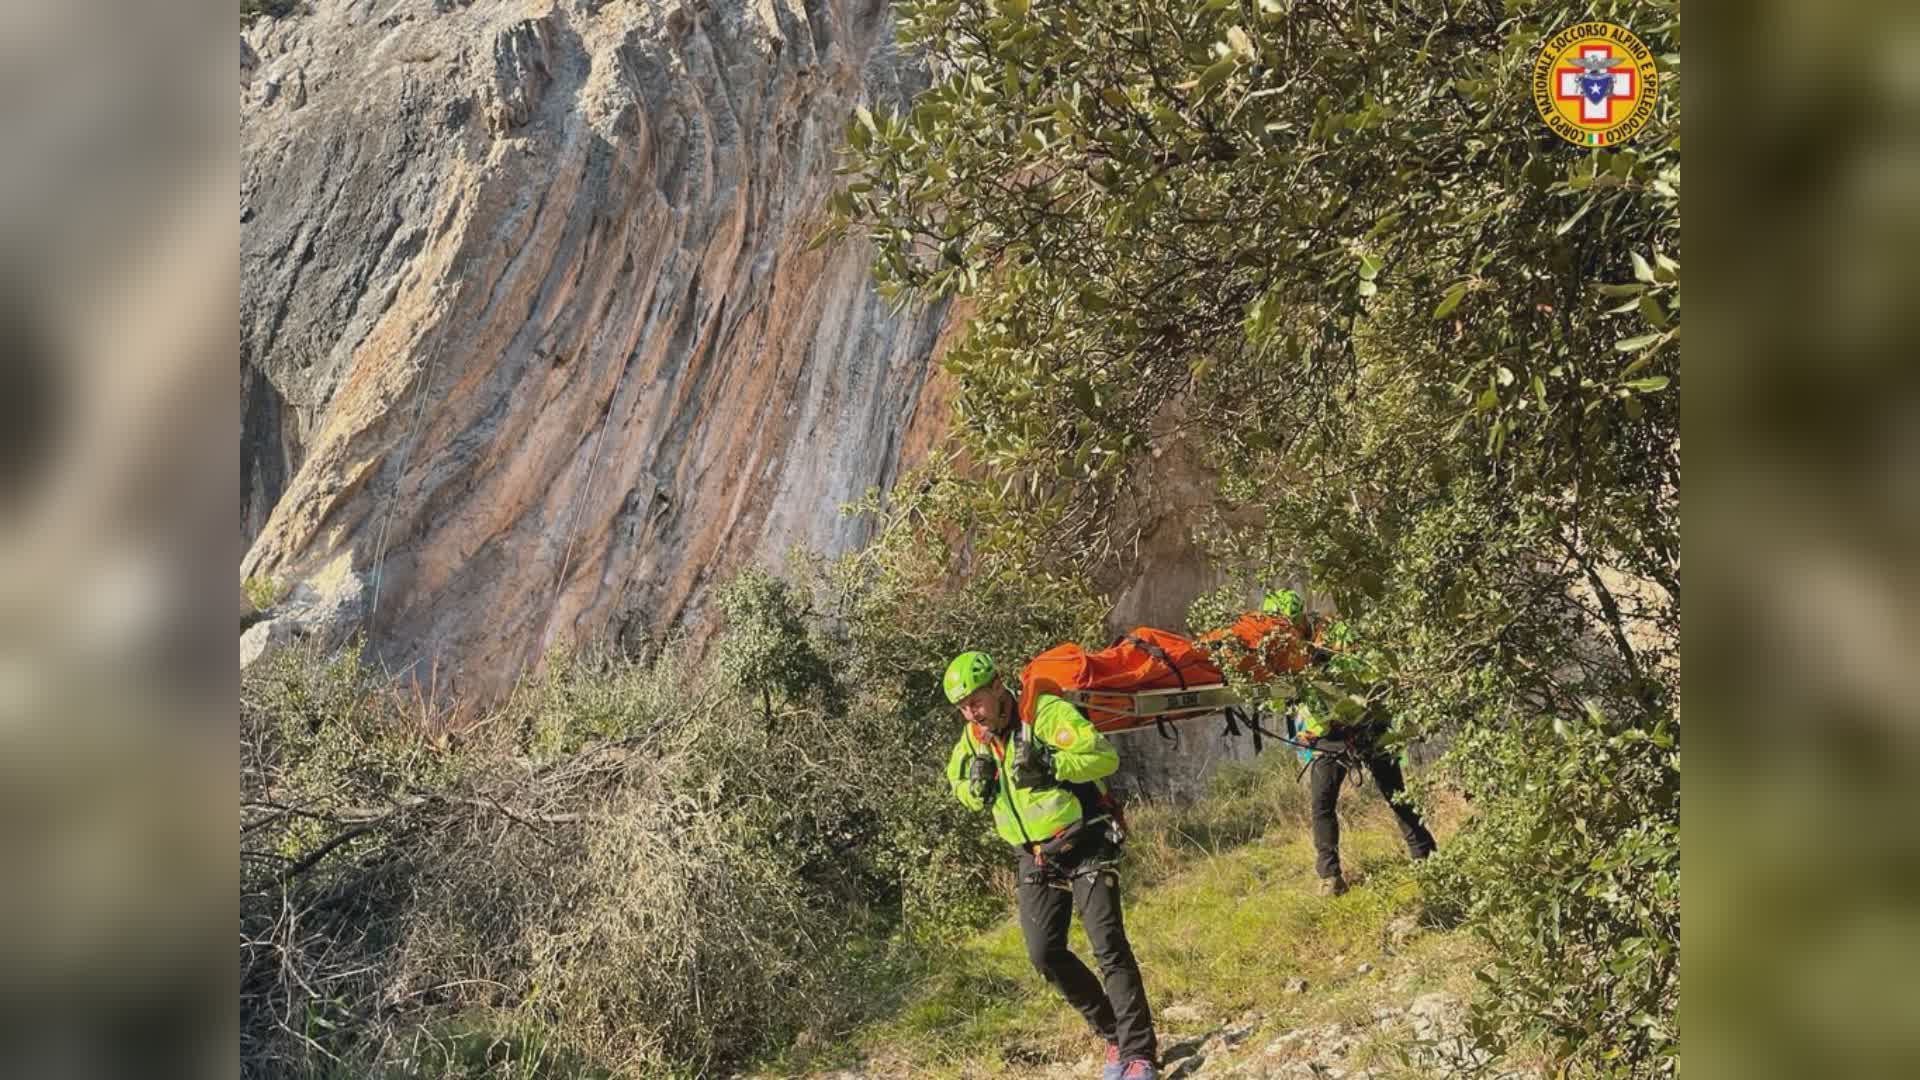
[241,0,951,696]
[241,2,1270,800]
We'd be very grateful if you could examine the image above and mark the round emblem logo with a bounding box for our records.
[1055,727,1075,748]
[1532,22,1660,148]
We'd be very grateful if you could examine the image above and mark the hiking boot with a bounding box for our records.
[1319,874,1349,897]
[1101,1041,1123,1080]
[1120,1060,1158,1080]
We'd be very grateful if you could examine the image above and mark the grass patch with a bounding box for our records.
[242,573,285,612]
[755,752,1473,1079]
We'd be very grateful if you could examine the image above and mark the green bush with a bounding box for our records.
[1422,709,1679,1072]
[711,565,840,720]
[829,0,1681,1072]
[242,574,284,613]
[241,1,301,26]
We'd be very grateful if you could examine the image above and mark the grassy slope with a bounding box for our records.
[758,752,1522,1080]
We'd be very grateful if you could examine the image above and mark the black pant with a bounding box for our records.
[1016,849,1157,1064]
[1308,738,1437,880]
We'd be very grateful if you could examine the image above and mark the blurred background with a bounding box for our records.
[1687,0,1920,1077]
[0,2,234,1078]
[0,1,1912,1077]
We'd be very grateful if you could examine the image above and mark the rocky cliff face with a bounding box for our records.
[241,0,952,695]
[239,0,1258,792]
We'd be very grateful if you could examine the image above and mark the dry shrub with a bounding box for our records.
[241,529,1107,1078]
[240,631,998,1078]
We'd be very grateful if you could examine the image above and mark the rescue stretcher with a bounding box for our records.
[1057,683,1291,736]
[1019,619,1319,738]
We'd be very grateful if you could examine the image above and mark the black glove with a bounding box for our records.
[1012,738,1057,789]
[967,753,998,802]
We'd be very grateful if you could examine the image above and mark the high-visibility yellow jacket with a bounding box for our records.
[945,692,1118,848]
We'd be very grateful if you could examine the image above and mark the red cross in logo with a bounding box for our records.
[1555,45,1635,125]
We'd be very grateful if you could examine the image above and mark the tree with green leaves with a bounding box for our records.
[829,0,1679,1072]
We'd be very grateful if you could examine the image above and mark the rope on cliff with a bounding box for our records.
[368,269,466,626]
[549,343,640,624]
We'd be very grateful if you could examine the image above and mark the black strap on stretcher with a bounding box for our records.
[1119,633,1190,744]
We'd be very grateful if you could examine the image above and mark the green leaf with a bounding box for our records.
[1556,194,1597,236]
[1195,57,1238,98]
[1357,278,1378,298]
[1367,211,1404,237]
[1631,252,1655,283]
[1624,376,1671,393]
[1358,254,1382,280]
[1638,294,1670,329]
[1433,281,1469,319]
[1614,333,1663,352]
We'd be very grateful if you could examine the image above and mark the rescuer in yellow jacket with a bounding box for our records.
[942,650,1159,1080]
[1263,589,1436,897]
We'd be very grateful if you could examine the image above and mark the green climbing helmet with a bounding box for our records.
[943,651,998,704]
[1262,588,1304,619]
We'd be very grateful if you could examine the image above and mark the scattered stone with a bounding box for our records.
[1163,1036,1208,1063]
[1283,977,1309,994]
[1408,992,1462,1041]
[1166,1051,1208,1076]
[1220,1022,1258,1047]
[1162,1001,1213,1025]
[241,616,299,668]
[1385,914,1419,947]
[1264,1029,1308,1056]
[1354,961,1374,976]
